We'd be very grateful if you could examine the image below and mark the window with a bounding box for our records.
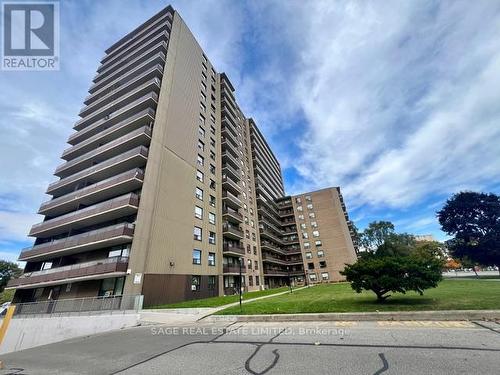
[193,226,202,241]
[209,231,216,245]
[312,230,320,237]
[319,261,327,268]
[247,259,252,269]
[210,114,216,124]
[250,220,255,228]
[210,125,216,135]
[304,242,310,249]
[305,195,312,201]
[322,272,329,280]
[253,246,257,255]
[208,252,215,266]
[256,276,260,286]
[245,230,250,239]
[302,232,309,239]
[246,244,251,253]
[197,154,204,167]
[208,275,216,289]
[200,102,206,112]
[296,197,302,203]
[305,252,312,259]
[252,232,256,241]
[297,206,303,211]
[254,260,258,270]
[210,150,216,161]
[195,206,203,219]
[196,170,204,182]
[315,240,323,247]
[317,250,324,258]
[309,273,317,281]
[198,140,205,152]
[196,187,203,200]
[208,212,216,225]
[201,81,207,91]
[309,212,316,219]
[41,261,53,270]
[308,262,315,270]
[307,204,313,210]
[298,214,304,220]
[201,91,206,102]
[248,276,253,286]
[192,249,201,265]
[198,126,205,138]
[244,216,249,224]
[191,275,201,291]
[300,223,307,229]
[311,221,318,228]
[199,114,206,126]
[209,195,216,207]
[210,179,216,190]
[210,137,216,148]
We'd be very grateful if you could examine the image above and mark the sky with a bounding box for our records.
[1,0,500,262]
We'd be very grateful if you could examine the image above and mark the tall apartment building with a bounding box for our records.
[8,6,357,306]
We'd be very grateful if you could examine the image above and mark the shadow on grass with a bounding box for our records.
[350,296,435,308]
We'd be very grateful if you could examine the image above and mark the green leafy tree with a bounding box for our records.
[359,221,395,252]
[376,233,416,257]
[0,260,22,292]
[341,238,443,301]
[437,191,500,275]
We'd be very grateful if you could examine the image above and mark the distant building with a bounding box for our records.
[414,234,436,242]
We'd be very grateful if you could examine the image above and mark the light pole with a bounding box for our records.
[239,257,243,311]
[287,266,293,293]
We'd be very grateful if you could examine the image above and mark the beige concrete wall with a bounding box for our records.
[124,12,222,297]
[292,188,357,283]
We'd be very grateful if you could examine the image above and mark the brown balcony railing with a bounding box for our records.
[29,193,139,237]
[222,243,245,256]
[8,257,129,288]
[222,223,244,239]
[223,264,246,274]
[39,169,144,215]
[47,146,148,196]
[55,127,151,177]
[19,223,134,261]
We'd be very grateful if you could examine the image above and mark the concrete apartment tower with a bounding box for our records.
[9,6,357,306]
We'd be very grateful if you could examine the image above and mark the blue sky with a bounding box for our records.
[1,0,500,262]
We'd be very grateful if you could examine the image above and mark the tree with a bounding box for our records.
[341,241,443,301]
[376,233,416,257]
[359,221,395,252]
[437,191,500,275]
[0,260,22,292]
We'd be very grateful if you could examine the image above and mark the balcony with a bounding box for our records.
[101,13,171,66]
[263,269,288,277]
[222,151,239,170]
[221,138,239,159]
[221,126,238,147]
[282,236,300,245]
[19,223,134,262]
[93,41,167,87]
[7,257,129,289]
[222,223,243,240]
[222,190,241,210]
[288,258,304,265]
[89,51,166,96]
[98,28,168,79]
[222,207,243,224]
[285,247,302,255]
[221,116,238,138]
[29,193,140,238]
[260,241,287,256]
[75,88,159,131]
[47,146,148,197]
[257,206,282,229]
[79,75,161,120]
[222,165,240,184]
[223,243,245,257]
[262,254,288,266]
[223,264,246,274]
[84,63,163,108]
[55,126,151,178]
[222,175,240,196]
[65,109,155,158]
[39,169,144,216]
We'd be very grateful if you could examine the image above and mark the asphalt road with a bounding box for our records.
[1,320,499,374]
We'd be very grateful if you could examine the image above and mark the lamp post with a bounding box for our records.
[287,266,293,293]
[239,257,243,311]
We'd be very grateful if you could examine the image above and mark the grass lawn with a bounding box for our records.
[216,279,500,315]
[149,287,289,309]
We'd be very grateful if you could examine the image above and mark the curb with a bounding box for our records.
[204,310,500,322]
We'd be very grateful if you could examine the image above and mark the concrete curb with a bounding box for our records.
[204,310,500,322]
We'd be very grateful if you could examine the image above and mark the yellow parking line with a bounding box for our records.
[376,321,475,328]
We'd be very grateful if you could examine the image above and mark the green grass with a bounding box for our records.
[216,279,500,315]
[149,287,289,308]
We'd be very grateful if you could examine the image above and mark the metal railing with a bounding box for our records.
[13,294,143,317]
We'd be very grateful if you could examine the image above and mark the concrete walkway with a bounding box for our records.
[139,286,308,324]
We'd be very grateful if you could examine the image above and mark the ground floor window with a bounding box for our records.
[248,276,253,286]
[208,275,216,290]
[191,275,201,291]
[309,273,317,282]
[98,277,125,297]
[256,276,260,286]
[321,272,329,281]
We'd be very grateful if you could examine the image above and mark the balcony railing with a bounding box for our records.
[19,223,134,261]
[222,190,241,209]
[222,164,240,183]
[222,175,241,195]
[8,257,129,288]
[39,169,144,216]
[55,126,151,178]
[222,243,245,256]
[222,207,243,224]
[262,254,287,265]
[29,193,139,237]
[47,146,148,196]
[223,264,246,274]
[221,151,239,170]
[221,138,239,159]
[222,223,244,239]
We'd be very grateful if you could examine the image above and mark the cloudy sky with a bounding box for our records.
[1,0,500,262]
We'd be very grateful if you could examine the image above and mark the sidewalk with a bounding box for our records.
[139,286,308,324]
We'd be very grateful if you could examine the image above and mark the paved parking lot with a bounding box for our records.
[1,320,499,374]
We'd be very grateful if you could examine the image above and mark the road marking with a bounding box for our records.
[334,321,358,327]
[376,321,475,328]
